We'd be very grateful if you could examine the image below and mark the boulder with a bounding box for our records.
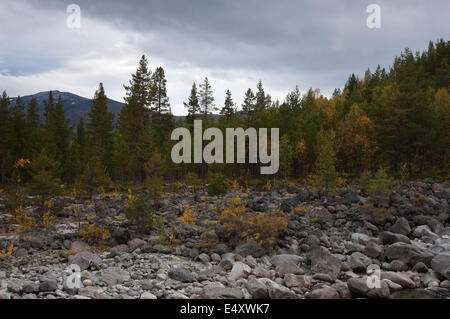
[389,217,411,236]
[384,242,434,266]
[380,231,410,245]
[307,286,340,299]
[234,241,266,258]
[68,251,102,271]
[200,285,243,299]
[283,274,311,289]
[258,278,298,299]
[168,267,196,283]
[381,271,415,289]
[347,277,390,299]
[349,252,372,272]
[431,253,450,279]
[246,277,269,299]
[229,262,251,281]
[308,247,342,281]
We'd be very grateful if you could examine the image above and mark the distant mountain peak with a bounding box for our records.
[9,91,125,125]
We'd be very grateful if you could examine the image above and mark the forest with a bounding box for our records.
[0,39,449,196]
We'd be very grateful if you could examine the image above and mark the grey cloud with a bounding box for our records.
[1,0,449,114]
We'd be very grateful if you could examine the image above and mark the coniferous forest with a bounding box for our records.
[0,40,449,191]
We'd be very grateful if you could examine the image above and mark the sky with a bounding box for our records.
[0,0,449,115]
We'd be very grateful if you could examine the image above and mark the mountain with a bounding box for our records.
[9,91,125,126]
[9,91,222,126]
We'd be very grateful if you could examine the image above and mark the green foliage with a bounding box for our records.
[366,168,394,201]
[125,193,156,234]
[79,224,110,246]
[313,130,338,192]
[208,174,229,196]
[78,157,112,196]
[28,150,61,199]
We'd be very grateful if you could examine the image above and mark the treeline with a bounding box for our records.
[0,40,449,193]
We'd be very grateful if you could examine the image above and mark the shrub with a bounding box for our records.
[42,200,57,229]
[28,150,61,199]
[208,174,229,196]
[79,224,110,246]
[125,190,156,233]
[366,167,393,202]
[313,129,338,193]
[180,207,197,226]
[219,196,287,245]
[78,157,112,197]
[15,206,35,233]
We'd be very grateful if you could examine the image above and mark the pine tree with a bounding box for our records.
[0,91,11,184]
[184,83,200,124]
[26,98,42,160]
[314,129,338,193]
[199,77,216,119]
[53,95,71,179]
[76,118,89,173]
[124,55,152,114]
[11,96,27,161]
[255,80,271,112]
[87,83,114,165]
[29,149,61,198]
[78,157,112,197]
[242,88,256,127]
[150,67,170,116]
[220,90,235,119]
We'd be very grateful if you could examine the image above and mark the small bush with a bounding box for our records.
[180,207,197,226]
[219,196,287,245]
[208,174,229,196]
[0,242,13,260]
[79,224,110,246]
[15,206,35,233]
[125,190,156,233]
[366,168,393,202]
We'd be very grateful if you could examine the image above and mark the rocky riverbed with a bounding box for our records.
[0,180,449,299]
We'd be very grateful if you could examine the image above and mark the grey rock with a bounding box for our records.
[389,217,411,236]
[39,279,57,292]
[234,241,266,258]
[168,267,196,283]
[349,252,372,272]
[284,274,311,289]
[308,247,342,281]
[347,277,390,299]
[307,286,340,299]
[140,292,157,299]
[69,251,102,271]
[200,285,244,299]
[229,262,251,281]
[258,278,298,299]
[431,252,450,279]
[380,231,410,245]
[246,277,268,299]
[100,268,131,286]
[384,242,434,266]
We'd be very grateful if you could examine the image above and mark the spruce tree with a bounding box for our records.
[124,55,152,115]
[242,88,255,127]
[87,83,114,165]
[184,83,200,124]
[199,77,216,119]
[0,91,11,184]
[150,67,170,116]
[26,98,42,160]
[11,96,27,161]
[220,90,235,119]
[314,129,338,193]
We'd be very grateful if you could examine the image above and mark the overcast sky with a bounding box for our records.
[0,0,449,115]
